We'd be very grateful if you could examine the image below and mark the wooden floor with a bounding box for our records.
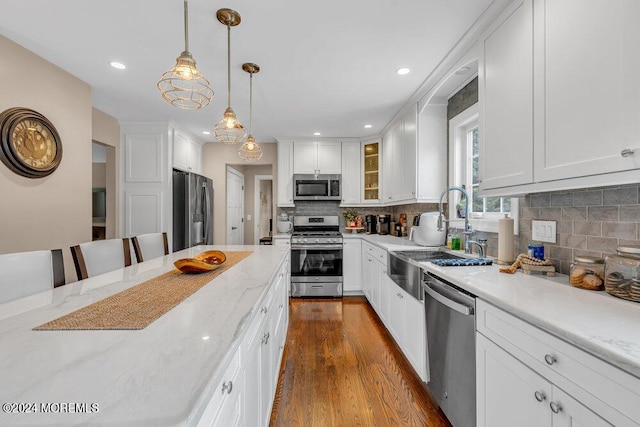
[270,296,451,427]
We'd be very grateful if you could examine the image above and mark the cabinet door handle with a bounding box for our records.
[262,332,270,345]
[221,380,233,395]
[549,401,562,414]
[261,306,268,314]
[544,354,557,365]
[621,148,635,157]
[534,391,546,402]
[279,303,284,309]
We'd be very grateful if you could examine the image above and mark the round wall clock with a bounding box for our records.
[0,107,63,178]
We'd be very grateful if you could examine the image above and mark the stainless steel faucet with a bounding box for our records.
[467,239,487,258]
[438,186,474,253]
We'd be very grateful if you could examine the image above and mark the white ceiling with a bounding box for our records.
[0,0,493,142]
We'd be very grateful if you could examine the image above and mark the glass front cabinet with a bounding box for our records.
[363,141,379,202]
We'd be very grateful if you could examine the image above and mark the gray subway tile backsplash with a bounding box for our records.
[573,190,603,206]
[550,192,573,207]
[603,187,638,205]
[620,206,640,221]
[561,207,587,220]
[587,206,619,221]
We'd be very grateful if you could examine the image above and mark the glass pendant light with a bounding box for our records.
[238,63,263,161]
[214,9,247,144]
[157,0,213,109]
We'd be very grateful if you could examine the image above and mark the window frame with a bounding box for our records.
[448,103,519,234]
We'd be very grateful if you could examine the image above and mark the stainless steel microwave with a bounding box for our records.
[293,174,341,201]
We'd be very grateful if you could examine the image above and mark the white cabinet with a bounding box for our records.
[197,350,243,427]
[272,235,291,246]
[479,0,533,191]
[477,333,611,427]
[381,109,417,203]
[341,141,361,204]
[293,140,341,174]
[343,238,362,293]
[480,0,640,196]
[361,249,372,300]
[173,130,202,174]
[476,300,640,426]
[533,0,640,182]
[416,103,447,202]
[276,140,294,207]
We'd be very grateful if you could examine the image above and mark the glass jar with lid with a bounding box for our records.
[569,256,605,290]
[604,245,640,302]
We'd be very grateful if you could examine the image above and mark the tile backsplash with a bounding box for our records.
[516,184,640,274]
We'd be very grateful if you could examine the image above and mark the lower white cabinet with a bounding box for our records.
[199,255,289,427]
[477,334,610,427]
[476,300,640,427]
[360,241,426,381]
[343,238,362,293]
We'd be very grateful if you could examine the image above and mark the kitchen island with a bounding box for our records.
[0,245,289,426]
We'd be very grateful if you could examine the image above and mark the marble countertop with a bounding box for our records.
[346,233,640,378]
[0,245,289,426]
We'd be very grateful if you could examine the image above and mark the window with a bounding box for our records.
[449,103,518,233]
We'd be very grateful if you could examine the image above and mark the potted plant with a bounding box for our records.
[343,208,359,227]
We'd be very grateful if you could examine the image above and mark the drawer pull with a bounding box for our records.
[221,380,233,395]
[261,306,268,314]
[544,354,557,365]
[549,401,562,414]
[534,391,546,402]
[262,332,270,345]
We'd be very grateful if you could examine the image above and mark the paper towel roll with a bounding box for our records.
[498,214,514,264]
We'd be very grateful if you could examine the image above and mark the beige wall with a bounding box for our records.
[0,34,92,283]
[242,165,273,244]
[91,108,120,238]
[92,163,106,188]
[202,142,277,245]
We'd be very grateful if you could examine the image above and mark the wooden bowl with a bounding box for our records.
[174,250,227,274]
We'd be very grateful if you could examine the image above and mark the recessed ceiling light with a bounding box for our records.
[110,61,126,70]
[313,132,321,136]
[364,124,373,129]
[202,336,210,340]
[396,67,410,75]
[202,131,211,135]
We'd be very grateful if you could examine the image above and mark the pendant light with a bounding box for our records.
[157,0,213,109]
[214,8,247,144]
[238,63,263,161]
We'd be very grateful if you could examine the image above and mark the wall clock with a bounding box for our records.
[0,107,63,178]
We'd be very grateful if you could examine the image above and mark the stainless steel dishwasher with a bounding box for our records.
[423,271,476,427]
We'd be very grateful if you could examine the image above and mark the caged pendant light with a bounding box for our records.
[157,0,213,109]
[238,63,263,161]
[213,8,247,144]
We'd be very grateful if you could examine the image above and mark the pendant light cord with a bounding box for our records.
[183,0,189,52]
[249,72,253,133]
[227,24,231,108]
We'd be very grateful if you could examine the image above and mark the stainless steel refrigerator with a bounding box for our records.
[172,169,214,252]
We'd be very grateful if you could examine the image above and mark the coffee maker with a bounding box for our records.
[377,214,391,235]
[365,215,377,234]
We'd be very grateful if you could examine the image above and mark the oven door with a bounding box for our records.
[290,246,343,278]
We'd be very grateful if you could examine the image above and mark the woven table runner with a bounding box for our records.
[34,251,253,331]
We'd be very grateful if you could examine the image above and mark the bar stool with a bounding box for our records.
[131,232,169,263]
[70,238,132,280]
[0,249,65,304]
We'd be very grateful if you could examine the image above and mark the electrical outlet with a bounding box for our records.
[532,220,557,243]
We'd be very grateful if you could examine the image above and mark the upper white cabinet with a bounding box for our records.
[533,0,640,182]
[293,140,341,174]
[173,130,202,174]
[341,141,361,204]
[382,109,417,203]
[276,140,294,207]
[416,103,447,202]
[479,0,534,191]
[480,0,640,195]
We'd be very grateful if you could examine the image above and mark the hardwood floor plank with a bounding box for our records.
[270,297,451,427]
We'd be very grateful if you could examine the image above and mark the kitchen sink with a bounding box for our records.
[387,251,464,301]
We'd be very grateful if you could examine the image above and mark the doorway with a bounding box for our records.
[254,175,273,244]
[92,141,116,240]
[226,166,245,245]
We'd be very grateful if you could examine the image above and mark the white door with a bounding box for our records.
[254,175,273,244]
[226,167,244,245]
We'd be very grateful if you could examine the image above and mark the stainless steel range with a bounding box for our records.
[290,216,343,297]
